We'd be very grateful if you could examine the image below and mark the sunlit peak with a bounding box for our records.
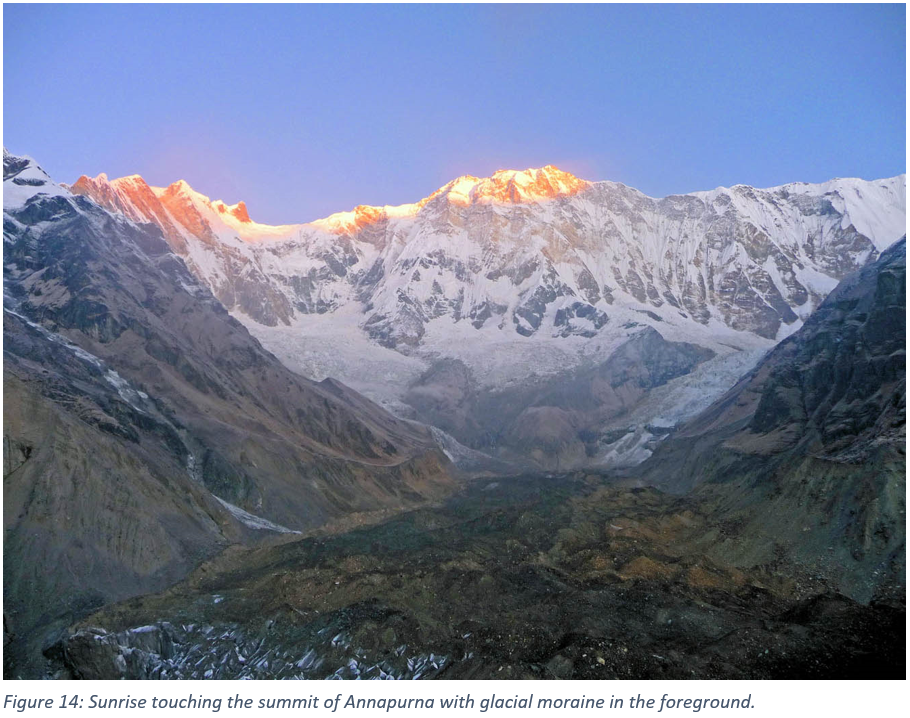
[427,165,589,207]
[213,199,252,224]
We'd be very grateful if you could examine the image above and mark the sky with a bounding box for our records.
[3,3,906,224]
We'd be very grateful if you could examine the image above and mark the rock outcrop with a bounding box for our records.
[636,238,906,601]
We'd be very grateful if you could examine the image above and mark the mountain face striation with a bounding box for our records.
[636,237,906,601]
[70,165,906,469]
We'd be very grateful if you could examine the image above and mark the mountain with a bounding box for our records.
[69,165,905,339]
[635,237,906,601]
[3,151,455,675]
[8,152,903,680]
[70,166,906,469]
[47,240,905,682]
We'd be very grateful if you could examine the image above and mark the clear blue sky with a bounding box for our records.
[3,3,906,224]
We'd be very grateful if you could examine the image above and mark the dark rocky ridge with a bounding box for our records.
[635,238,907,601]
[3,309,248,675]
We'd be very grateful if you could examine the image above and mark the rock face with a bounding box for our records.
[69,166,905,344]
[404,328,715,469]
[636,238,906,601]
[69,164,906,470]
[3,151,455,676]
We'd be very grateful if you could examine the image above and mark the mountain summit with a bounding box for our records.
[426,165,590,206]
[70,164,591,239]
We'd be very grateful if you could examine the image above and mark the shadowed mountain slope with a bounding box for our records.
[3,151,454,675]
[635,238,906,601]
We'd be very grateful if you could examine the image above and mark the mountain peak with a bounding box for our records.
[213,199,252,223]
[426,165,590,208]
[3,151,68,208]
[167,179,194,194]
[308,165,589,235]
[159,179,220,212]
[70,172,109,192]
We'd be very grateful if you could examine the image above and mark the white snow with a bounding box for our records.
[214,497,301,534]
[10,151,906,473]
[2,301,152,413]
[2,153,70,208]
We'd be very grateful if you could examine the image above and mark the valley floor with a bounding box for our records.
[45,474,905,680]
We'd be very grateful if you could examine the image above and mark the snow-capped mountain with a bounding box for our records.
[3,149,458,671]
[70,165,905,338]
[69,164,906,469]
